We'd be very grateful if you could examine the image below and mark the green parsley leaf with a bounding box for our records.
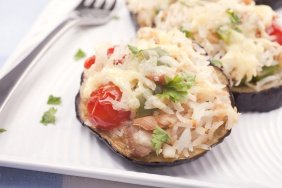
[128,45,147,61]
[252,65,280,83]
[180,27,193,38]
[210,59,223,68]
[151,127,170,155]
[226,9,241,25]
[40,107,57,126]
[112,15,120,20]
[216,9,241,44]
[159,89,187,102]
[0,129,6,133]
[136,95,155,118]
[74,49,86,61]
[157,74,196,102]
[128,45,140,55]
[47,95,62,105]
[128,47,169,63]
[216,26,232,44]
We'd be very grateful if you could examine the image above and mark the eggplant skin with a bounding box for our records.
[233,85,282,113]
[75,92,231,166]
[210,65,236,107]
[255,0,282,10]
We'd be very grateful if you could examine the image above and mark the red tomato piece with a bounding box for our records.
[268,21,282,45]
[107,47,115,56]
[107,46,126,65]
[84,55,96,69]
[87,82,131,130]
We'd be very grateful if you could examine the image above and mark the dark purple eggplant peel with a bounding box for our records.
[232,84,282,112]
[75,67,235,166]
[255,0,282,10]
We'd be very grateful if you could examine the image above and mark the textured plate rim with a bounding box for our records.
[1,1,281,188]
[0,155,230,188]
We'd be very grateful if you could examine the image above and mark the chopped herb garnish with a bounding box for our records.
[128,46,169,62]
[112,15,120,20]
[252,65,280,83]
[128,45,140,55]
[226,9,241,25]
[47,95,62,105]
[136,95,155,118]
[128,45,147,61]
[155,8,161,15]
[0,129,6,133]
[210,59,223,68]
[216,26,232,43]
[239,76,247,86]
[216,9,241,43]
[151,127,170,155]
[157,74,196,102]
[180,27,193,38]
[40,107,57,126]
[74,49,86,61]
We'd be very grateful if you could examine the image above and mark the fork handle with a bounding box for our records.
[0,17,76,111]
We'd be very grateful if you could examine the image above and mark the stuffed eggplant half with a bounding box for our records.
[127,0,282,112]
[76,28,238,165]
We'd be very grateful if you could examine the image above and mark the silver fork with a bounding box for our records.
[0,0,117,112]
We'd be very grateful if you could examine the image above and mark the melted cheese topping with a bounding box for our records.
[81,27,238,128]
[221,31,262,85]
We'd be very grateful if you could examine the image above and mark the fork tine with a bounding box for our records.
[76,0,87,9]
[108,0,117,11]
[76,0,116,11]
[99,0,106,9]
[89,0,96,7]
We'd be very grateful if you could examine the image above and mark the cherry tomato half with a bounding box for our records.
[87,82,131,130]
[268,21,282,45]
[84,55,96,69]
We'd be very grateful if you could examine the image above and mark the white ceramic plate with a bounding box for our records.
[0,2,282,188]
